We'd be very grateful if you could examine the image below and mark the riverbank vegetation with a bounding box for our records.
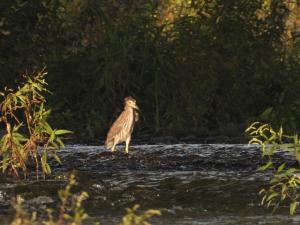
[9,173,160,225]
[2,0,300,220]
[0,72,160,224]
[2,0,300,142]
[0,71,71,178]
[246,122,300,215]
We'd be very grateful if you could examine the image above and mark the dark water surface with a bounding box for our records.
[0,144,300,224]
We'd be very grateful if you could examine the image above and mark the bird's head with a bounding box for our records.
[124,96,139,110]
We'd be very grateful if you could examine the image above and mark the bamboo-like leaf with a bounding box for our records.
[54,129,73,135]
[266,192,278,202]
[1,153,10,172]
[56,137,65,148]
[41,151,49,174]
[286,168,297,175]
[259,188,266,195]
[45,163,51,174]
[270,177,279,184]
[257,161,273,171]
[245,122,259,132]
[260,107,273,120]
[43,122,54,134]
[49,131,55,143]
[290,201,298,215]
[249,138,263,145]
[52,154,62,164]
[49,142,59,149]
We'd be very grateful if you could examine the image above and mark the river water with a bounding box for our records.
[0,144,300,224]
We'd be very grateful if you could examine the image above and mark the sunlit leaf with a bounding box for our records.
[54,129,73,135]
[52,154,62,164]
[0,70,71,177]
[290,201,298,215]
[257,161,273,172]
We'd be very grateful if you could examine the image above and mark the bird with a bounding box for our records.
[105,96,139,153]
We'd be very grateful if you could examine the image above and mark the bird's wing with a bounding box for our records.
[106,111,128,142]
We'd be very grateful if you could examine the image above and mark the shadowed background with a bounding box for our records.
[1,0,300,142]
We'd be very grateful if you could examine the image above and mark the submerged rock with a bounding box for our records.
[27,196,54,205]
[0,144,297,225]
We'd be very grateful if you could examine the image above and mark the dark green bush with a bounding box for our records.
[1,0,300,141]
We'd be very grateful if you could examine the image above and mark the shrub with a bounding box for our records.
[0,70,71,178]
[246,122,300,215]
[9,173,160,225]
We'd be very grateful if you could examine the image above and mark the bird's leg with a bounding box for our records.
[125,137,131,154]
[111,141,116,152]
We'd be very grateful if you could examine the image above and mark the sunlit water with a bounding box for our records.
[0,144,299,224]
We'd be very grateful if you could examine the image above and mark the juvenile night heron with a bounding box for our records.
[105,96,139,153]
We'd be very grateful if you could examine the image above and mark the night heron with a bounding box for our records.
[105,96,139,153]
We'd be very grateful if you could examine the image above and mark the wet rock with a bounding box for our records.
[0,144,297,225]
[27,196,54,205]
[92,184,106,191]
[98,151,116,157]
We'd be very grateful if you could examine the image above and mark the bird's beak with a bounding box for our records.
[134,104,139,110]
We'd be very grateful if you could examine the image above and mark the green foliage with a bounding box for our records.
[10,196,37,225]
[10,173,89,225]
[9,173,160,225]
[0,70,71,178]
[44,173,89,225]
[2,0,300,140]
[119,205,161,225]
[246,122,300,215]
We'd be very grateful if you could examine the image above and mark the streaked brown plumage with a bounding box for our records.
[105,96,139,153]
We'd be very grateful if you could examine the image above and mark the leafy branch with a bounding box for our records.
[246,122,300,215]
[0,70,72,179]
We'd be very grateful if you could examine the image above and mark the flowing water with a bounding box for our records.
[0,144,299,224]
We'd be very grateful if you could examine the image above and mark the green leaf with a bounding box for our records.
[43,122,54,134]
[49,131,55,143]
[56,137,65,148]
[277,163,286,173]
[45,163,51,174]
[52,154,62,164]
[266,192,278,202]
[54,129,73,135]
[41,150,51,174]
[286,168,297,175]
[260,107,273,120]
[50,142,59,149]
[290,201,298,215]
[257,161,273,172]
[278,126,283,142]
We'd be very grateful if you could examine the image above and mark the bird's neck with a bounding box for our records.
[124,106,134,111]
